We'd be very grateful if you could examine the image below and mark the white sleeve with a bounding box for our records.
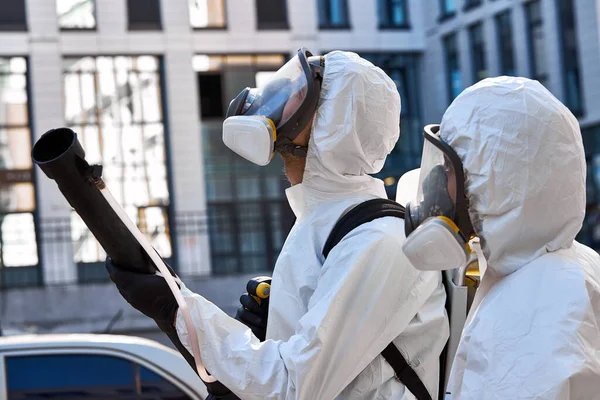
[176,219,438,400]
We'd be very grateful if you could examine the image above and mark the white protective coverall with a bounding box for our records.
[175,51,449,399]
[440,77,600,399]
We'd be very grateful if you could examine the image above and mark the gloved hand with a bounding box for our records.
[105,257,180,328]
[234,277,271,341]
[106,257,241,400]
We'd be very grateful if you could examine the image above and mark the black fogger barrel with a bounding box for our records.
[31,127,154,274]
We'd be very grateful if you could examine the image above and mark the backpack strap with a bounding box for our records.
[322,198,433,400]
[323,199,406,258]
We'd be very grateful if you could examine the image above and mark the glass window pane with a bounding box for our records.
[0,128,33,169]
[0,75,28,126]
[128,72,144,123]
[140,72,162,123]
[1,213,38,267]
[57,0,96,29]
[80,73,97,123]
[500,13,515,76]
[0,0,27,31]
[442,0,455,14]
[532,25,548,77]
[469,23,487,82]
[64,73,83,124]
[79,124,102,164]
[128,0,162,30]
[6,354,137,397]
[71,211,106,263]
[256,0,288,29]
[238,204,264,251]
[190,0,226,28]
[138,206,172,258]
[557,0,583,114]
[330,0,347,25]
[444,34,462,101]
[0,182,35,213]
[138,365,193,398]
[136,56,158,72]
[526,0,547,85]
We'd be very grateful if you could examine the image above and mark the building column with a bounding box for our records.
[575,0,600,123]
[162,0,211,276]
[27,0,77,285]
[512,3,530,78]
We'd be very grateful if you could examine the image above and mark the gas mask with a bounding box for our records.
[222,48,324,166]
[402,125,475,271]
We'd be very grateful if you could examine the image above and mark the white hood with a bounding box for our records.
[301,51,401,207]
[440,76,586,276]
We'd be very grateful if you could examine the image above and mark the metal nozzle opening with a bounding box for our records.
[32,128,76,164]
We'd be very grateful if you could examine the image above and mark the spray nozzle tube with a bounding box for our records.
[32,128,215,383]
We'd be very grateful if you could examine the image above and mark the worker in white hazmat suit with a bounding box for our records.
[401,76,600,399]
[106,48,449,399]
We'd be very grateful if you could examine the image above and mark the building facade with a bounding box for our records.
[0,0,599,342]
[421,0,600,248]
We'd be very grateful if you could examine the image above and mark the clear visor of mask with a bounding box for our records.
[409,127,458,225]
[241,55,309,128]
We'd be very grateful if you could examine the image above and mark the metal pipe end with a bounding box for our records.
[32,127,77,164]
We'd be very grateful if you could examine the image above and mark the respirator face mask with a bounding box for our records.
[222,48,324,166]
[402,124,475,271]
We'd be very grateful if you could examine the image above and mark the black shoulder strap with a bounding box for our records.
[323,198,433,400]
[381,344,433,400]
[323,198,405,258]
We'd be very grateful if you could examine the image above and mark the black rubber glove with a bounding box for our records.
[234,278,271,341]
[105,258,241,400]
[105,257,179,326]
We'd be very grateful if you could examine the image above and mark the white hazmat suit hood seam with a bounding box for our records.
[440,76,586,276]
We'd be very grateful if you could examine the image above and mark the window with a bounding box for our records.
[579,125,600,249]
[557,0,583,115]
[469,22,487,82]
[495,10,515,76]
[360,53,423,199]
[57,0,96,30]
[0,0,27,31]
[198,74,224,118]
[439,0,456,19]
[189,0,226,29]
[0,57,39,288]
[378,0,409,29]
[463,0,482,11]
[256,0,289,30]
[525,0,548,86]
[127,0,162,30]
[443,33,462,102]
[318,0,350,29]
[193,54,295,274]
[63,56,172,282]
[6,354,192,398]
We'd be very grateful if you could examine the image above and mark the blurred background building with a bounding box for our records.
[0,0,598,344]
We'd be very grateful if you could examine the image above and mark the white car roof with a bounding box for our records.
[0,333,208,399]
[0,333,175,351]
